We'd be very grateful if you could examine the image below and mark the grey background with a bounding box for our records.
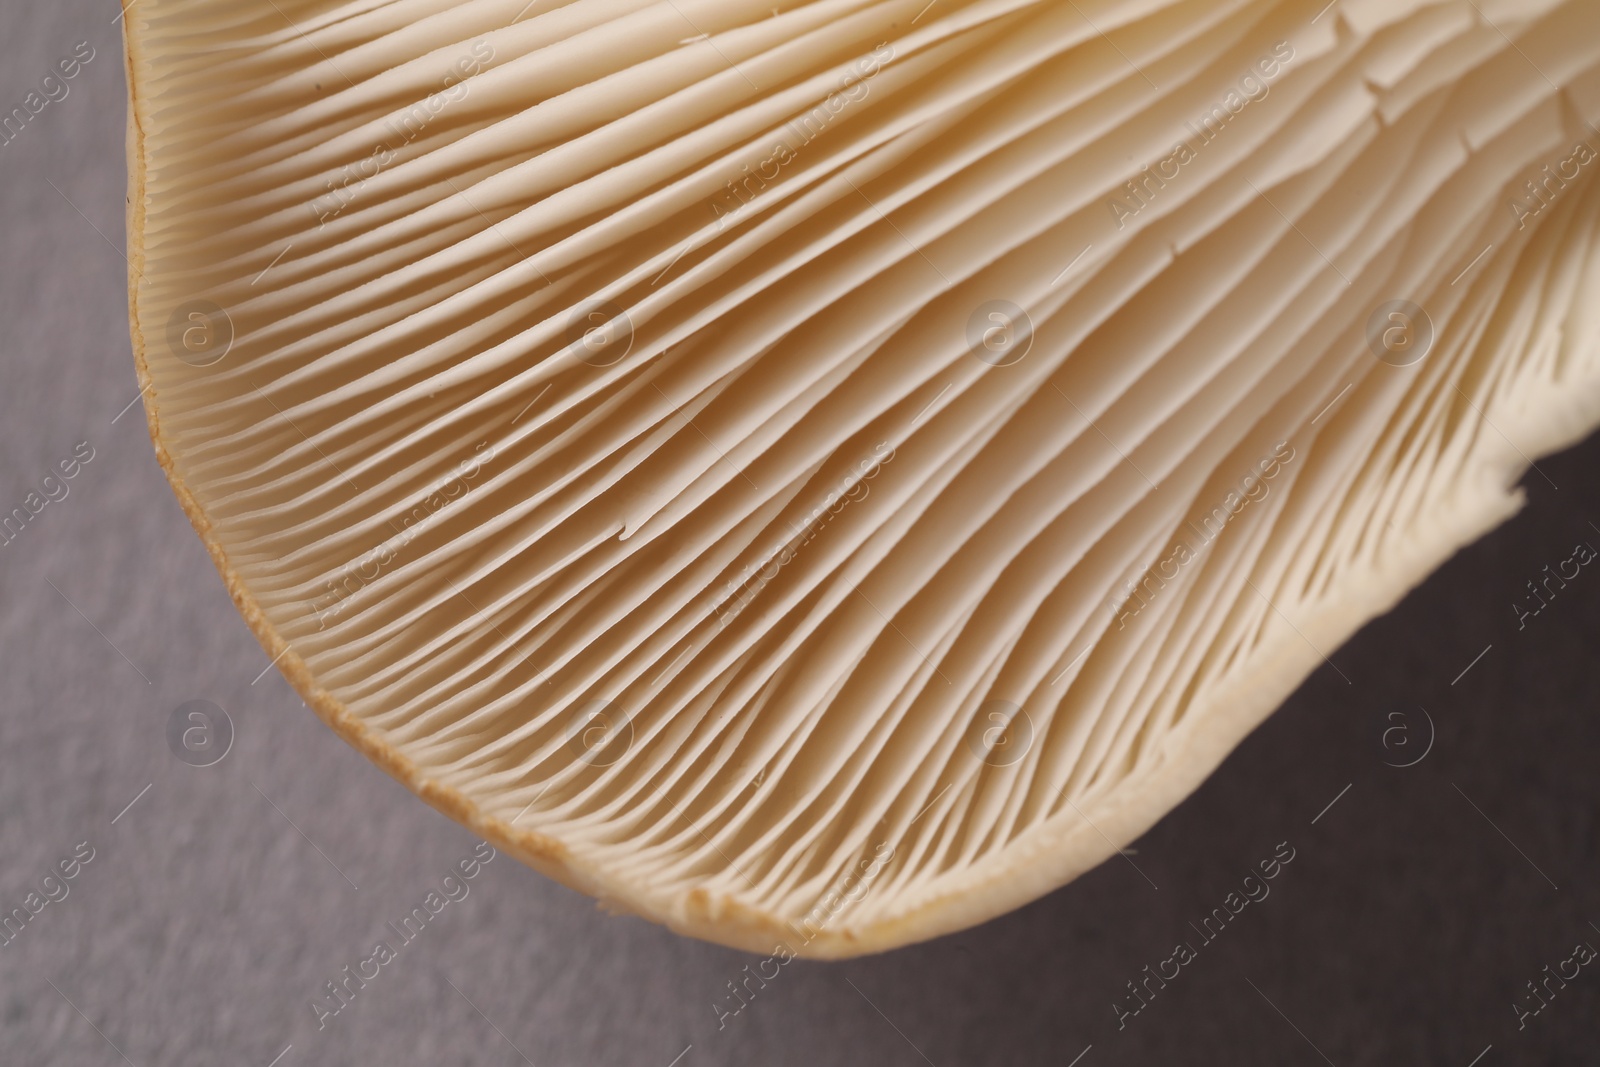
[2,2,1598,1064]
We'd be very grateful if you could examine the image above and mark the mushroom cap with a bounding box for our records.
[125,0,1600,956]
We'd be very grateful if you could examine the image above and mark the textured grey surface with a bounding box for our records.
[2,2,1599,1065]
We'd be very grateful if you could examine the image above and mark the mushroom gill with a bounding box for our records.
[125,0,1600,956]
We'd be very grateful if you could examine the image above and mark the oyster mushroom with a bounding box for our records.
[124,0,1600,956]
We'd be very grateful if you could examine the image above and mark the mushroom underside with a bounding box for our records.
[126,0,1600,956]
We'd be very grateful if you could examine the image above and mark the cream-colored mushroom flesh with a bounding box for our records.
[125,0,1600,956]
